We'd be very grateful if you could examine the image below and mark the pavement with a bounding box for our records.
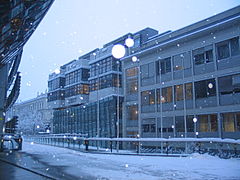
[0,156,50,180]
[0,142,239,180]
[0,151,83,180]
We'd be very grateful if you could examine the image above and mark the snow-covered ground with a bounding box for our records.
[21,142,240,180]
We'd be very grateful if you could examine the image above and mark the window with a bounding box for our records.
[90,74,122,91]
[126,78,138,94]
[193,45,213,65]
[231,37,240,56]
[197,114,217,132]
[48,77,65,91]
[217,41,230,60]
[158,57,171,74]
[175,116,184,132]
[216,37,240,60]
[195,79,216,99]
[126,131,138,137]
[199,115,208,132]
[223,112,240,132]
[140,62,155,80]
[210,114,218,132]
[185,83,193,100]
[65,69,82,85]
[65,84,89,98]
[126,67,138,77]
[174,84,183,101]
[47,90,65,102]
[161,87,172,103]
[162,117,174,133]
[126,105,138,120]
[141,90,155,105]
[142,124,155,133]
[173,54,183,71]
[82,68,89,81]
[237,113,240,132]
[186,115,194,132]
[142,124,149,132]
[218,74,240,95]
[223,113,235,132]
[90,56,120,77]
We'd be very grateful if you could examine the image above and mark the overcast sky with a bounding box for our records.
[18,0,240,101]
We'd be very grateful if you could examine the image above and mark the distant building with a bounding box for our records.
[6,93,52,135]
[48,6,240,142]
[0,0,54,134]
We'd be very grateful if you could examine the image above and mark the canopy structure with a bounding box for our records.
[0,0,55,134]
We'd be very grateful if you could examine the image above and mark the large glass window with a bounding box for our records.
[90,56,121,77]
[162,117,174,133]
[193,45,213,65]
[174,84,183,101]
[223,113,235,132]
[216,37,240,60]
[156,57,171,75]
[142,124,155,133]
[65,84,89,98]
[126,78,138,95]
[140,62,155,83]
[210,114,218,132]
[161,87,172,103]
[126,67,138,77]
[126,105,138,120]
[90,74,122,91]
[141,90,155,105]
[218,74,240,95]
[186,115,194,132]
[65,69,87,86]
[231,37,240,56]
[197,114,217,132]
[82,68,90,81]
[198,115,208,132]
[48,77,65,91]
[217,41,230,60]
[173,54,183,71]
[185,83,193,100]
[175,116,184,132]
[126,67,138,95]
[195,79,216,99]
[47,90,65,102]
[223,112,240,132]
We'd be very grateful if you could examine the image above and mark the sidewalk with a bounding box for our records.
[0,152,51,180]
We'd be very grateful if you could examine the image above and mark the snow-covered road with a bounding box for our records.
[14,142,240,179]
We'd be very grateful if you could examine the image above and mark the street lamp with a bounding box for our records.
[96,63,100,150]
[111,37,134,152]
[193,117,198,138]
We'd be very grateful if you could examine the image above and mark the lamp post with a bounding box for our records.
[97,63,100,150]
[116,60,120,152]
[111,37,134,152]
[193,117,198,138]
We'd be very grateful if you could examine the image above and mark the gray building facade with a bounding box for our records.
[49,6,240,141]
[122,6,240,140]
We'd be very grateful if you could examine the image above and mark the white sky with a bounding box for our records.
[18,0,240,101]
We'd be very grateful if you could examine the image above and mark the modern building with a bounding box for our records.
[49,6,240,142]
[122,5,240,141]
[48,28,157,139]
[6,93,52,135]
[0,0,54,133]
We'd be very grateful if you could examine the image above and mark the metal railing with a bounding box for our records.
[24,134,240,158]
